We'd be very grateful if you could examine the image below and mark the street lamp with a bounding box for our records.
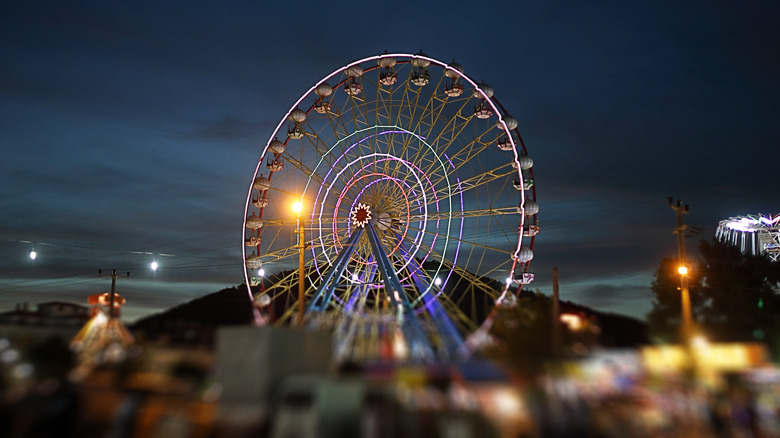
[293,199,305,326]
[670,197,693,342]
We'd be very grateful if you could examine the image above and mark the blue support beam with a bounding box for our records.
[306,228,364,313]
[364,221,433,360]
[395,237,463,358]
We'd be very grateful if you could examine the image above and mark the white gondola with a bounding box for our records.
[513,178,534,191]
[410,70,429,86]
[315,83,333,97]
[474,104,493,119]
[345,79,362,96]
[473,82,494,99]
[444,83,464,97]
[245,213,263,230]
[268,138,286,154]
[287,126,304,140]
[497,136,515,151]
[501,115,518,131]
[314,100,332,114]
[380,71,398,86]
[245,236,262,247]
[267,159,284,172]
[411,56,431,68]
[245,254,263,270]
[252,197,269,208]
[517,154,534,170]
[253,174,271,191]
[345,65,364,77]
[289,108,307,123]
[518,199,539,216]
[378,56,397,86]
[445,61,463,78]
[520,223,540,237]
[512,246,534,262]
[378,56,396,69]
[513,272,535,284]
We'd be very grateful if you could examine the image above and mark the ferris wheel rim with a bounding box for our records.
[242,52,537,322]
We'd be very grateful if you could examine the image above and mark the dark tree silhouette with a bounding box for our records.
[647,239,780,355]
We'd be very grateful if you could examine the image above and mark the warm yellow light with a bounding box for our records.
[691,335,708,349]
[560,313,583,330]
[678,266,688,275]
[292,200,302,214]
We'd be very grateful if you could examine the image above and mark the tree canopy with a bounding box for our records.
[647,239,780,353]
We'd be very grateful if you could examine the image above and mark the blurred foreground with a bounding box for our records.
[1,326,779,438]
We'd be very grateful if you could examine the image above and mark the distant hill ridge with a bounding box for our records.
[131,286,254,331]
[130,285,647,347]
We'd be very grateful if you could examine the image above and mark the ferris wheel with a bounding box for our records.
[242,52,538,360]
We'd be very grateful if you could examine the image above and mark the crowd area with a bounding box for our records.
[1,332,780,438]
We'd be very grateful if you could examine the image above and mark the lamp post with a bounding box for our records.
[669,197,693,341]
[293,200,305,326]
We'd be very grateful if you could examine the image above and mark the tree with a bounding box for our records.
[647,239,780,352]
[697,239,780,344]
[487,291,556,373]
[646,256,703,343]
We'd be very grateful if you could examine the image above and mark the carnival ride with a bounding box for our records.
[242,52,539,361]
[716,213,780,262]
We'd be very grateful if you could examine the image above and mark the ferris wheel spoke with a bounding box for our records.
[405,74,448,150]
[405,97,473,173]
[402,233,510,294]
[253,244,299,265]
[300,122,344,165]
[404,224,514,255]
[427,164,516,206]
[406,206,518,221]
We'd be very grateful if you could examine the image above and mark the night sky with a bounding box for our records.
[1,1,778,322]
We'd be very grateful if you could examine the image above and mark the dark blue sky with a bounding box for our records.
[1,1,778,321]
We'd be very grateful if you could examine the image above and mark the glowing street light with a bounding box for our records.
[151,260,159,271]
[293,199,305,326]
[292,200,303,214]
[29,248,37,260]
[670,197,693,341]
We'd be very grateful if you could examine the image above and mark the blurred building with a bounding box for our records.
[0,301,90,344]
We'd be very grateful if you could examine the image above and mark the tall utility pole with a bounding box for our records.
[98,269,130,319]
[669,197,692,341]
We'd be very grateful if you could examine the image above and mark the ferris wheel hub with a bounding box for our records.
[350,203,372,228]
